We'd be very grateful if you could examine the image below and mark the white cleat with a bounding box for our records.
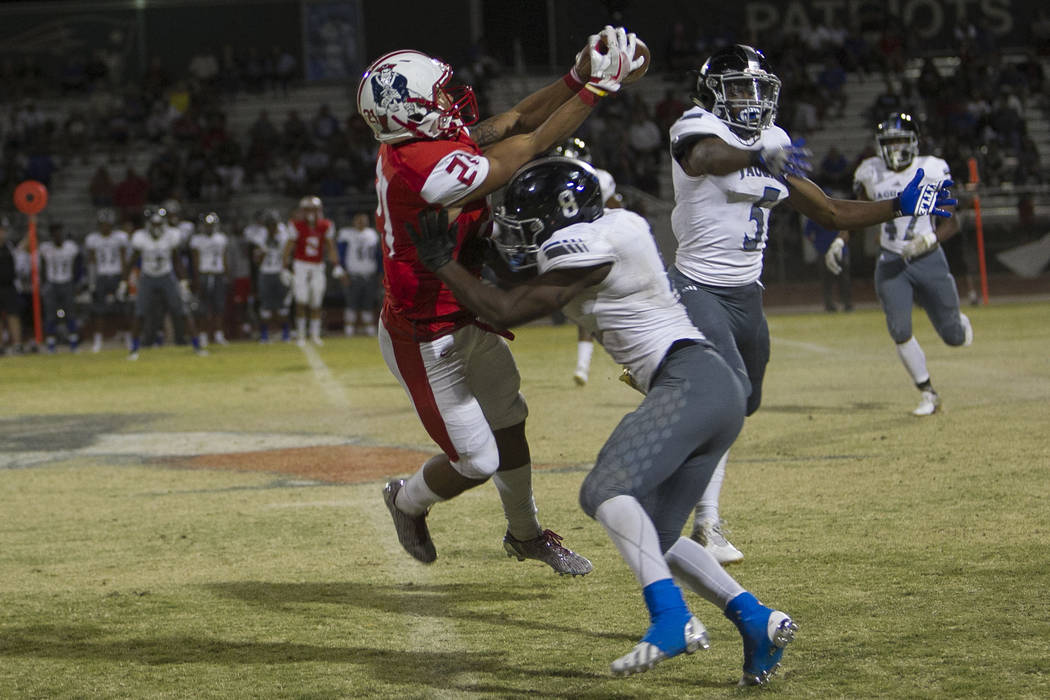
[127,351,139,361]
[912,390,941,416]
[611,616,709,677]
[573,369,588,386]
[296,337,306,348]
[960,313,973,347]
[691,518,743,564]
[310,335,324,346]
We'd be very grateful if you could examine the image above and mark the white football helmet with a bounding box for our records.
[299,195,323,222]
[356,49,477,144]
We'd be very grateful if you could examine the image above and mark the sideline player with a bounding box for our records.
[37,221,81,353]
[669,45,956,562]
[84,209,130,352]
[127,208,206,359]
[825,112,972,415]
[547,136,622,385]
[189,212,230,347]
[407,157,797,685]
[282,195,343,346]
[360,27,644,574]
[250,210,292,343]
[337,211,381,336]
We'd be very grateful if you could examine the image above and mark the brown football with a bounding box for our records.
[595,34,651,85]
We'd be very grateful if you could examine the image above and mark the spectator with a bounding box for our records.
[112,167,149,219]
[803,216,851,313]
[272,47,297,96]
[816,146,851,192]
[654,89,688,145]
[817,58,848,119]
[311,103,339,144]
[89,165,116,207]
[282,110,308,152]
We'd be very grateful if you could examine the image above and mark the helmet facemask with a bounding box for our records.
[706,71,781,135]
[491,213,548,273]
[877,132,918,171]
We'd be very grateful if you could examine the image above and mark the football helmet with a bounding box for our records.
[356,49,478,144]
[694,44,781,139]
[492,157,604,272]
[876,112,919,171]
[547,137,592,164]
[299,195,323,222]
[145,207,168,237]
[199,212,220,231]
[97,208,116,226]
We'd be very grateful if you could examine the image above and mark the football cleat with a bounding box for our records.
[960,313,974,347]
[127,351,139,361]
[912,389,940,416]
[382,479,436,563]
[296,336,306,348]
[573,369,588,386]
[503,529,593,576]
[611,615,709,677]
[311,335,324,346]
[691,518,743,564]
[726,593,797,687]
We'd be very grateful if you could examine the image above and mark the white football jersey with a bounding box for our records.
[595,167,617,206]
[420,150,491,206]
[255,225,291,275]
[132,228,181,278]
[39,240,79,284]
[337,225,380,276]
[189,231,228,274]
[853,154,951,256]
[85,230,129,277]
[669,107,792,286]
[537,208,703,392]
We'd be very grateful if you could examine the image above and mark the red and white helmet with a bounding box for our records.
[356,49,477,144]
[299,195,323,222]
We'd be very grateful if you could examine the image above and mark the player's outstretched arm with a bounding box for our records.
[406,209,609,328]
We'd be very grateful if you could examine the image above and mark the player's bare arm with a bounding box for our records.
[471,37,595,147]
[280,236,294,269]
[786,175,898,230]
[450,96,599,207]
[676,135,754,177]
[438,262,610,329]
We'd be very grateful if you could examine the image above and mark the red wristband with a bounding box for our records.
[577,87,602,106]
[563,70,585,92]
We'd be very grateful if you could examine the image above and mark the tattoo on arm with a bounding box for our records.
[471,118,504,147]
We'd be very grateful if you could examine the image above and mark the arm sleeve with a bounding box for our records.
[538,229,617,273]
[420,150,491,206]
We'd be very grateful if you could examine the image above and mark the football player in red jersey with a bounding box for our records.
[282,195,345,346]
[361,27,645,574]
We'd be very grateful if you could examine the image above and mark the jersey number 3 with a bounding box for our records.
[743,186,780,251]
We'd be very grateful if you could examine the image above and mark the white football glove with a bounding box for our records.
[279,268,293,287]
[586,26,630,95]
[116,280,128,302]
[331,264,346,280]
[825,237,845,275]
[901,231,938,261]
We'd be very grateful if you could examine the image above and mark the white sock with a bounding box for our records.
[395,469,445,516]
[896,337,930,385]
[199,332,208,347]
[215,330,226,342]
[492,464,542,540]
[595,495,673,588]
[296,317,306,339]
[694,449,729,527]
[665,536,745,610]
[576,340,594,374]
[94,332,102,344]
[310,318,321,338]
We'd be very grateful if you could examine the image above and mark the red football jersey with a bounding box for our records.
[375,130,492,341]
[290,218,333,263]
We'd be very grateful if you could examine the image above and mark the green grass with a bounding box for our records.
[2,302,1049,698]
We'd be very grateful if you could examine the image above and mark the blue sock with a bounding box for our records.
[131,336,140,352]
[641,579,692,653]
[191,336,201,350]
[725,591,765,631]
[259,324,269,341]
[281,323,290,341]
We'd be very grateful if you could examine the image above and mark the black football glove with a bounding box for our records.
[405,208,457,272]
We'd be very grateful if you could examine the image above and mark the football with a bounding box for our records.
[595,34,651,85]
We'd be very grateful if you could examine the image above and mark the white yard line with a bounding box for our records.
[297,342,474,689]
[299,342,353,410]
[771,336,836,355]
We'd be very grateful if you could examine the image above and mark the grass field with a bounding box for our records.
[2,302,1049,699]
